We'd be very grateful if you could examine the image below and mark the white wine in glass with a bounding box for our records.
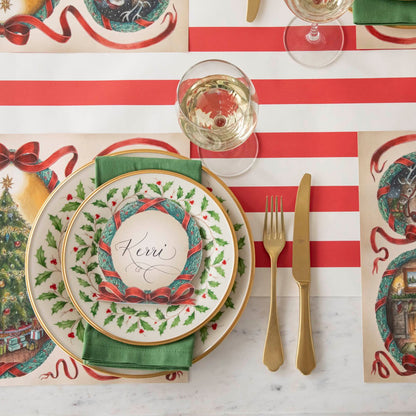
[283,0,354,68]
[176,59,259,177]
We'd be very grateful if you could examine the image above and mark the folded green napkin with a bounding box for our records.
[353,0,416,25]
[82,155,202,371]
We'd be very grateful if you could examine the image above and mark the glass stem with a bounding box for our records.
[306,23,321,44]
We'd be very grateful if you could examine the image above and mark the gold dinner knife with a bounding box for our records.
[292,173,316,375]
[246,0,261,22]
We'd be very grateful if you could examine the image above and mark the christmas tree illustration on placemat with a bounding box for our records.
[0,175,54,377]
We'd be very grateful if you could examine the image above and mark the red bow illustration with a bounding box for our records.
[0,142,78,177]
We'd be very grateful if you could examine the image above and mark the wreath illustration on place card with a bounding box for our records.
[97,197,202,305]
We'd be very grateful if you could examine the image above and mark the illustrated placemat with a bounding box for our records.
[0,0,188,52]
[356,25,416,49]
[359,131,416,382]
[0,133,189,385]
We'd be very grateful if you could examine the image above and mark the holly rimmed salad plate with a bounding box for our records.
[61,170,237,346]
[26,150,254,378]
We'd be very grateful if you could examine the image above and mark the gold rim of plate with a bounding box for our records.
[25,149,255,379]
[61,168,238,347]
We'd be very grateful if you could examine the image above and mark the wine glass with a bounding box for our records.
[283,0,354,68]
[176,59,259,177]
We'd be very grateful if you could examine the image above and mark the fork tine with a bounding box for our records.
[264,196,269,236]
[270,196,274,237]
[274,196,278,237]
[280,196,284,237]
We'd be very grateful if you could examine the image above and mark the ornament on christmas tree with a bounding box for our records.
[0,280,4,287]
[3,308,10,315]
[5,233,9,242]
[14,241,21,248]
[7,213,13,220]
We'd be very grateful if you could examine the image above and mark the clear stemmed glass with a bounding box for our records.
[176,59,259,177]
[283,0,354,68]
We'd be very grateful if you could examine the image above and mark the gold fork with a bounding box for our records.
[263,196,285,372]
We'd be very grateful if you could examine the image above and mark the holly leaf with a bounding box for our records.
[158,321,167,335]
[76,247,89,262]
[200,326,208,343]
[81,224,94,232]
[215,238,228,247]
[92,200,107,208]
[121,306,137,315]
[93,229,102,244]
[135,179,143,194]
[121,186,131,199]
[215,266,225,277]
[71,265,85,275]
[155,309,165,320]
[234,223,243,231]
[184,312,195,325]
[148,183,162,195]
[94,273,102,285]
[96,217,108,225]
[110,302,117,313]
[200,270,208,284]
[117,315,124,328]
[195,288,206,295]
[211,311,223,322]
[204,241,214,251]
[104,314,116,325]
[184,201,191,213]
[185,188,195,199]
[79,291,92,302]
[77,278,90,288]
[58,280,65,295]
[75,235,87,246]
[204,257,211,268]
[195,305,209,313]
[37,292,58,301]
[137,311,150,317]
[83,212,94,223]
[208,289,218,300]
[225,298,235,309]
[106,188,118,201]
[87,262,98,273]
[208,211,220,221]
[49,215,62,232]
[213,251,224,265]
[199,227,207,240]
[208,281,220,288]
[91,243,97,256]
[216,196,225,203]
[52,300,67,314]
[76,182,85,200]
[46,231,57,249]
[167,305,180,313]
[163,181,173,193]
[201,196,209,211]
[62,202,81,212]
[91,302,99,316]
[76,320,85,341]
[55,320,75,329]
[238,237,246,249]
[127,322,138,333]
[177,186,183,199]
[171,316,180,328]
[35,246,46,268]
[238,257,246,276]
[140,319,154,331]
[35,271,52,286]
[210,225,222,234]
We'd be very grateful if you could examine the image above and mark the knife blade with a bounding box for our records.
[246,0,261,22]
[292,173,316,375]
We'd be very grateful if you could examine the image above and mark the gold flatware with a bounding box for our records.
[262,196,285,371]
[293,173,316,375]
[247,0,261,22]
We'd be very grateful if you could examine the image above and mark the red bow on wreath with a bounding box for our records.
[0,142,77,177]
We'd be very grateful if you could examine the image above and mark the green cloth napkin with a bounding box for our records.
[82,155,202,371]
[353,0,416,25]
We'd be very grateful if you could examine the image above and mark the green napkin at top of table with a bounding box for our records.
[353,0,416,25]
[82,156,202,371]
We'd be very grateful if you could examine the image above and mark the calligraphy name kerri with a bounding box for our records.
[114,232,180,285]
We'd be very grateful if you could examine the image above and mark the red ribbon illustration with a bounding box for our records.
[366,25,416,46]
[0,362,27,377]
[372,351,416,378]
[0,5,177,49]
[98,281,195,304]
[40,357,79,380]
[0,141,78,178]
